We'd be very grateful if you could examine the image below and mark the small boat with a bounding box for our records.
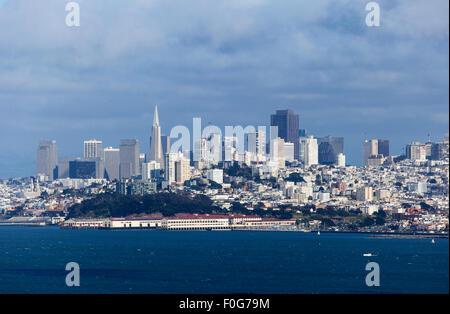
[431,239,435,244]
[317,230,320,235]
[363,253,376,257]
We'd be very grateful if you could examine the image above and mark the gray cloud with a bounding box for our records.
[0,0,448,177]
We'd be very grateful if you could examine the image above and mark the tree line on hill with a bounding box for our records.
[67,192,218,218]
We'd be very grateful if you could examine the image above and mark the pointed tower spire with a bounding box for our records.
[153,104,159,126]
[149,104,164,167]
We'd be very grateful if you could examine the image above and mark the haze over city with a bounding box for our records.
[0,0,448,178]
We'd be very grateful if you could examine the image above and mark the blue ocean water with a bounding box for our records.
[0,226,448,294]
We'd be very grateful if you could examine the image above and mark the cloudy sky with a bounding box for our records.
[0,0,448,178]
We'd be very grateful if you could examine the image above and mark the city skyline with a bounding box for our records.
[0,0,448,177]
[31,105,449,182]
[3,103,450,179]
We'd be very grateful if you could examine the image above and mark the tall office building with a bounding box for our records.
[84,139,103,159]
[200,133,221,166]
[223,136,238,162]
[175,156,191,184]
[193,138,208,168]
[58,158,75,179]
[377,140,389,157]
[161,135,171,156]
[69,158,104,179]
[164,152,177,184]
[317,136,344,165]
[363,139,389,166]
[362,139,378,166]
[406,142,426,161]
[104,147,120,181]
[149,105,164,167]
[284,142,295,162]
[139,153,146,176]
[299,136,318,167]
[119,139,140,179]
[337,153,346,167]
[270,137,285,169]
[36,140,58,181]
[431,143,447,160]
[142,161,161,181]
[270,109,299,160]
[247,129,266,157]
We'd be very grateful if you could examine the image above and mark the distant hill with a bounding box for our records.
[67,192,218,219]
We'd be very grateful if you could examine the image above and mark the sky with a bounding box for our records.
[0,0,448,178]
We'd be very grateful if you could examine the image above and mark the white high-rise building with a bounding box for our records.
[299,136,318,167]
[149,105,164,168]
[406,142,427,161]
[223,136,238,162]
[337,153,346,167]
[247,129,266,157]
[164,152,176,184]
[270,137,285,169]
[142,161,161,181]
[84,139,103,159]
[284,142,295,162]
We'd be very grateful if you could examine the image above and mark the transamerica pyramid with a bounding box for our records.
[149,104,164,167]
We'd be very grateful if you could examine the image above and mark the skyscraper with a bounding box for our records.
[406,142,426,161]
[299,136,318,167]
[284,142,295,162]
[161,135,171,156]
[377,140,390,157]
[84,139,103,159]
[104,147,120,181]
[119,139,140,179]
[175,156,191,184]
[270,137,285,168]
[36,140,58,181]
[362,139,378,166]
[246,129,266,157]
[142,161,161,181]
[317,136,344,165]
[164,152,176,184]
[362,139,390,166]
[337,153,346,167]
[149,105,164,167]
[69,158,104,179]
[139,153,146,175]
[270,109,299,160]
[58,158,76,179]
[223,136,238,162]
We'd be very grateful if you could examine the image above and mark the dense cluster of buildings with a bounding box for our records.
[1,107,448,233]
[34,107,348,184]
